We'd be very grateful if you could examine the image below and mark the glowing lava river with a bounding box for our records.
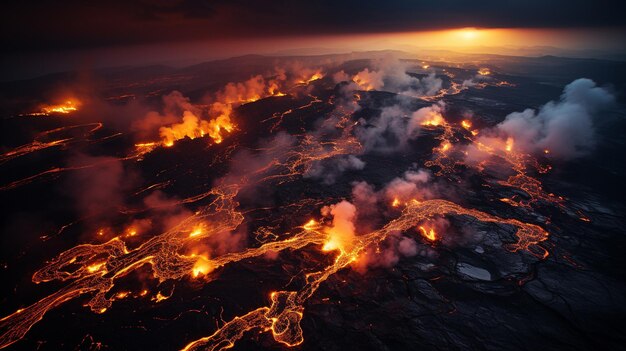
[1,55,624,350]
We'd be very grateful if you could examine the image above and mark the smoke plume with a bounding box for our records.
[496,78,614,159]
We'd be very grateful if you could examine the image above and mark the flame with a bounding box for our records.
[420,111,445,127]
[159,108,235,147]
[189,226,203,238]
[268,82,287,96]
[460,120,479,136]
[298,71,324,84]
[478,68,491,76]
[86,262,105,273]
[192,256,213,277]
[303,219,318,231]
[0,68,562,351]
[352,69,377,91]
[321,238,339,252]
[40,100,80,115]
[505,137,514,152]
[153,292,170,303]
[418,226,437,241]
[391,198,401,207]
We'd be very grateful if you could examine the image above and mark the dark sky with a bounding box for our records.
[1,0,624,53]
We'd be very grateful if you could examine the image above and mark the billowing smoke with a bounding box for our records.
[133,67,316,146]
[351,56,442,97]
[496,78,614,159]
[383,169,433,203]
[132,91,195,140]
[351,168,436,213]
[322,200,357,252]
[356,102,445,153]
[462,73,491,88]
[304,155,365,185]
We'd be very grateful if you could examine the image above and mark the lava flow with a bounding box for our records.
[180,199,549,351]
[0,62,568,351]
[0,119,550,350]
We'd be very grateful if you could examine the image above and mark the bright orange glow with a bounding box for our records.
[418,226,437,241]
[505,137,514,152]
[478,68,491,76]
[303,219,318,231]
[420,111,445,127]
[153,292,170,303]
[298,71,324,84]
[352,69,378,91]
[321,239,339,252]
[189,224,205,238]
[159,109,235,147]
[0,60,566,351]
[86,262,105,273]
[458,27,479,40]
[192,256,213,277]
[40,100,80,115]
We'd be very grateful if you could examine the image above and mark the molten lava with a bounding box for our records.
[40,100,80,115]
[418,225,437,241]
[0,61,572,351]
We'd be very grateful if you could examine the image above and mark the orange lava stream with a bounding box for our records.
[423,117,459,176]
[472,138,564,209]
[0,123,102,165]
[18,100,81,116]
[180,199,549,351]
[0,71,558,350]
[0,185,242,349]
[420,112,563,210]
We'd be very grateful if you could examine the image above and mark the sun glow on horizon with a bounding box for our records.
[458,27,480,40]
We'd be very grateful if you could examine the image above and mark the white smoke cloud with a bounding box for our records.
[322,200,358,252]
[497,78,614,159]
[356,102,445,153]
[462,73,491,88]
[383,169,434,203]
[352,56,443,98]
